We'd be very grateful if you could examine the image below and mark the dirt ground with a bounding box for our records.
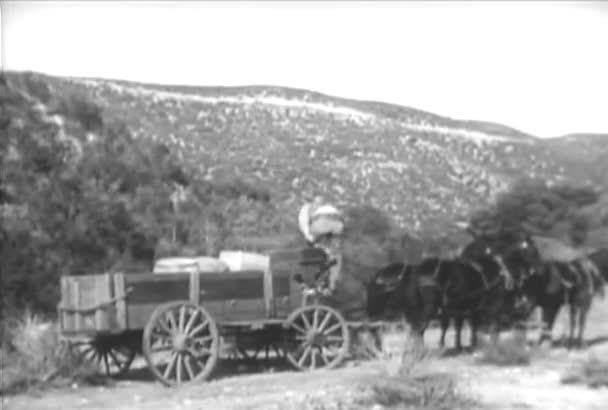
[3,298,608,410]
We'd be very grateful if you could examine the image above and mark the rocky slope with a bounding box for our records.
[4,71,607,237]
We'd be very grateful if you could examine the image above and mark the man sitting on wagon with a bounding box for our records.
[297,195,346,298]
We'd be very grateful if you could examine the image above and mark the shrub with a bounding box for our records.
[357,326,478,409]
[0,310,108,395]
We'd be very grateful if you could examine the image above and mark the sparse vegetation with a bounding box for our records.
[561,354,608,389]
[0,311,108,395]
[287,326,479,410]
[5,70,607,240]
[476,334,533,366]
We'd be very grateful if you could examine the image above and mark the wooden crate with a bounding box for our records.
[58,273,128,335]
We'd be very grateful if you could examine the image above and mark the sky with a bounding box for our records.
[2,1,608,138]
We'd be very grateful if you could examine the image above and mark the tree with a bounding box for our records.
[469,177,604,246]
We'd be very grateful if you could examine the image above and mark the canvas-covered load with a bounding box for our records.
[532,236,594,263]
[218,250,270,272]
[153,256,230,274]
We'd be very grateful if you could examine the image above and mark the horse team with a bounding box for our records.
[366,228,608,351]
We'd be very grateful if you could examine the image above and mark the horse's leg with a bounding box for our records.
[567,301,577,350]
[454,316,464,352]
[576,298,592,349]
[372,327,383,353]
[439,314,449,350]
[539,303,560,347]
[469,315,479,350]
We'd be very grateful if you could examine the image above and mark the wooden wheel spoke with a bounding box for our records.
[72,341,93,350]
[166,311,178,332]
[291,323,308,335]
[184,354,195,381]
[178,306,187,333]
[301,312,312,329]
[176,353,184,384]
[312,309,320,330]
[190,320,209,337]
[158,317,173,335]
[292,340,308,357]
[80,345,95,358]
[318,311,332,332]
[151,344,173,353]
[152,327,172,341]
[103,353,111,373]
[183,309,200,334]
[163,352,178,379]
[192,335,213,346]
[108,350,122,369]
[297,345,312,367]
[323,323,342,336]
[325,335,344,343]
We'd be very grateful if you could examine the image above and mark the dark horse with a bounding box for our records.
[514,252,605,348]
[442,231,541,347]
[366,231,540,351]
[588,247,608,283]
[366,261,442,343]
[366,258,485,350]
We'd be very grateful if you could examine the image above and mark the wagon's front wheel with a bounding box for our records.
[284,304,350,371]
[143,302,220,386]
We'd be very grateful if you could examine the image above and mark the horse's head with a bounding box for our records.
[460,235,495,262]
[366,263,408,319]
[504,232,543,281]
[461,229,540,293]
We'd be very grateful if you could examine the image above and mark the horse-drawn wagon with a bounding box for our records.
[57,247,356,386]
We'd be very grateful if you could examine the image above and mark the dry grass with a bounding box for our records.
[0,310,109,396]
[561,354,608,389]
[364,327,478,409]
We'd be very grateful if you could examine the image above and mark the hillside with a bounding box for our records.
[4,71,607,240]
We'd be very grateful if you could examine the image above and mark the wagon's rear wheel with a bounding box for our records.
[143,302,220,386]
[69,336,136,377]
[284,304,350,371]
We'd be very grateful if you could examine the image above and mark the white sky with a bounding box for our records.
[2,1,608,138]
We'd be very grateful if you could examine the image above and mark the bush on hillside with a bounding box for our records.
[469,177,605,246]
